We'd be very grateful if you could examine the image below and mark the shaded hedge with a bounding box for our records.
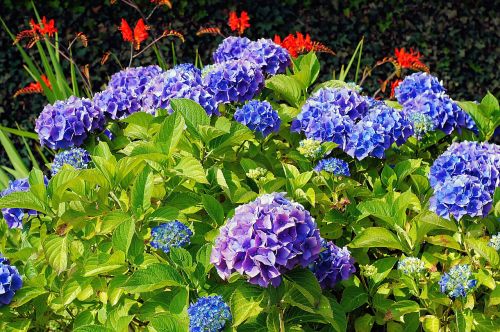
[0,0,498,163]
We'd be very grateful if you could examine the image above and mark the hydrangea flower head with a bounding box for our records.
[234,100,281,137]
[246,167,268,180]
[203,59,265,104]
[211,193,322,287]
[429,174,492,220]
[51,148,91,176]
[362,104,414,146]
[309,240,356,289]
[213,37,256,64]
[297,139,323,159]
[344,121,386,160]
[108,65,163,93]
[314,158,350,176]
[1,178,40,229]
[489,233,500,251]
[35,96,105,149]
[188,295,231,332]
[173,63,202,77]
[439,264,477,299]
[408,112,435,138]
[142,67,219,116]
[0,255,23,306]
[150,221,193,254]
[398,257,425,276]
[395,72,445,105]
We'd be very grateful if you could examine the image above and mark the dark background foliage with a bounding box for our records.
[0,0,498,165]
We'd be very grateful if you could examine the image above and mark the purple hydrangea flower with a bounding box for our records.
[211,193,322,287]
[314,158,350,176]
[173,63,202,77]
[439,264,477,299]
[361,104,414,146]
[403,91,477,135]
[429,174,492,220]
[213,37,290,76]
[429,141,500,193]
[142,67,219,116]
[188,295,231,332]
[291,87,369,148]
[309,240,356,289]
[51,147,91,176]
[1,178,38,229]
[0,255,23,306]
[35,96,105,149]
[234,100,281,137]
[203,59,265,104]
[108,65,164,93]
[344,121,387,160]
[395,72,445,105]
[150,221,193,254]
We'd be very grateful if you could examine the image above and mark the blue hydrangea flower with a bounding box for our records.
[150,221,193,254]
[314,158,350,176]
[203,60,265,104]
[108,65,164,92]
[213,37,290,76]
[173,63,202,77]
[234,100,281,137]
[489,233,500,251]
[395,72,445,105]
[429,141,500,194]
[402,91,477,135]
[0,255,23,306]
[344,121,387,160]
[439,264,477,299]
[309,240,356,289]
[408,112,435,138]
[361,104,414,146]
[398,257,425,276]
[0,178,42,229]
[188,295,232,332]
[211,193,322,287]
[429,174,492,220]
[291,87,370,148]
[142,67,219,116]
[35,96,106,149]
[51,148,91,176]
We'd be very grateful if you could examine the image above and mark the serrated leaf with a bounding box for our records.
[466,238,499,267]
[155,112,185,156]
[266,74,303,107]
[340,286,368,312]
[43,235,68,274]
[130,165,153,217]
[201,194,225,225]
[112,218,135,257]
[0,191,50,215]
[174,156,208,184]
[231,287,264,326]
[11,287,48,308]
[350,227,403,250]
[120,263,184,293]
[171,98,210,138]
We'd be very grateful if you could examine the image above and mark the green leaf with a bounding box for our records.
[43,235,68,274]
[265,307,281,332]
[171,98,210,137]
[155,112,185,157]
[293,52,320,88]
[426,235,461,251]
[121,263,184,293]
[371,257,399,284]
[73,326,114,332]
[112,218,135,257]
[390,300,420,319]
[465,238,499,267]
[130,165,153,217]
[355,314,374,332]
[0,191,50,215]
[265,75,303,107]
[489,284,500,306]
[421,315,440,332]
[230,286,264,326]
[169,247,193,268]
[174,156,208,184]
[149,313,188,332]
[340,286,369,312]
[11,287,48,308]
[350,227,403,250]
[201,194,225,225]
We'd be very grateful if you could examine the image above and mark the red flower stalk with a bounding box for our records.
[377,48,429,74]
[274,32,313,58]
[196,27,223,37]
[162,30,185,43]
[13,75,52,98]
[119,18,150,50]
[389,79,402,99]
[14,16,57,47]
[228,11,250,35]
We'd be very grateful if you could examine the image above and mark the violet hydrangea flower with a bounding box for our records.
[1,178,38,229]
[35,96,105,149]
[203,59,265,104]
[51,147,91,176]
[0,255,23,306]
[142,66,219,116]
[188,295,231,332]
[439,264,477,299]
[211,193,322,287]
[309,240,356,289]
[395,72,445,105]
[314,157,350,176]
[233,100,281,137]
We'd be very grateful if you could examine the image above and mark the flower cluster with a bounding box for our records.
[211,193,322,287]
[234,100,281,137]
[142,65,219,115]
[297,139,323,159]
[314,158,350,176]
[429,141,499,220]
[0,179,38,229]
[398,257,425,276]
[188,295,232,332]
[228,11,250,35]
[407,112,435,138]
[309,241,356,289]
[395,72,445,105]
[439,264,477,299]
[0,255,23,306]
[51,148,91,176]
[203,60,264,104]
[35,96,105,149]
[150,221,193,254]
[489,233,500,251]
[119,18,149,50]
[246,167,268,180]
[213,37,290,75]
[94,65,164,120]
[14,74,52,98]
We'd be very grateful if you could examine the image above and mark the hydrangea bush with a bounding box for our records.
[0,34,499,332]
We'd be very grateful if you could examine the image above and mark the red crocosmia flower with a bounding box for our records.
[228,11,250,35]
[119,18,149,50]
[30,17,58,36]
[389,79,402,99]
[394,48,427,70]
[13,74,52,98]
[274,32,313,58]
